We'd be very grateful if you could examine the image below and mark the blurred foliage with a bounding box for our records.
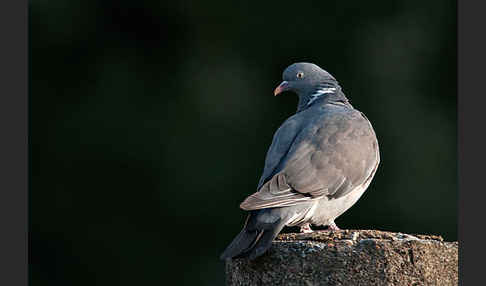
[30,0,456,285]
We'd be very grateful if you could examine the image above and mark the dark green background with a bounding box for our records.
[30,0,456,285]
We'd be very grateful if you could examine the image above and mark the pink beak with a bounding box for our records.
[274,81,290,96]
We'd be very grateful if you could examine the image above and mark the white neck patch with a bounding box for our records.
[307,86,337,106]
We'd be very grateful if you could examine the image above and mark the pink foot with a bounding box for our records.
[313,221,341,232]
[328,221,340,231]
[300,223,313,233]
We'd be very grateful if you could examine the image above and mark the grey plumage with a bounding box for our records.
[220,63,380,261]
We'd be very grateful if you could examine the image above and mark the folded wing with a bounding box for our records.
[240,107,379,211]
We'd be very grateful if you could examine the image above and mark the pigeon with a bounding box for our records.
[220,63,380,260]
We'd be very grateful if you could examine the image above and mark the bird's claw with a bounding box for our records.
[328,221,340,231]
[300,223,313,233]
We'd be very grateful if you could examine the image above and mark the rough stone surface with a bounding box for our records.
[225,230,457,286]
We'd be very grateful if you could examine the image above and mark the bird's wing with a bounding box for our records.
[256,113,304,191]
[240,106,379,211]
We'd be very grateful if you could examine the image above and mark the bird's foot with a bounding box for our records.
[327,221,340,231]
[313,221,341,233]
[300,223,313,233]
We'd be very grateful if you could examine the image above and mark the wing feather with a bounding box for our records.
[241,104,379,211]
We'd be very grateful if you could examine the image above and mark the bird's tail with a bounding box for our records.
[220,209,286,260]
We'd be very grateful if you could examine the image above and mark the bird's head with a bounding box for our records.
[274,63,342,110]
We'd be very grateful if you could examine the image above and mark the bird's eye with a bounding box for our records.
[296,72,304,78]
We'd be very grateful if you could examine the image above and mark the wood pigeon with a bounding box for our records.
[220,63,380,260]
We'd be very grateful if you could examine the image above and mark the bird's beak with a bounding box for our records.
[274,81,290,96]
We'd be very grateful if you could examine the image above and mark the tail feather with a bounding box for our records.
[219,226,260,260]
[220,210,287,260]
[238,221,286,260]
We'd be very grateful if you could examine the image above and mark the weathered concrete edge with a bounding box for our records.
[225,230,458,286]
